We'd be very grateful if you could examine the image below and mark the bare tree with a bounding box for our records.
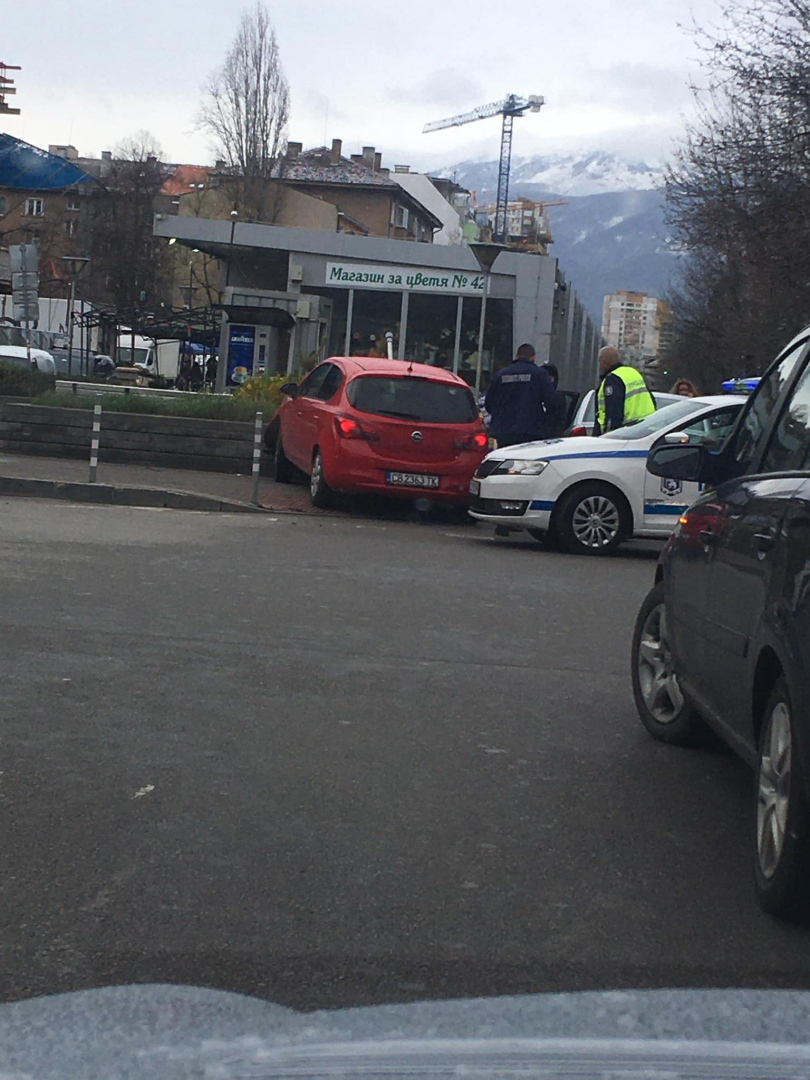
[664,0,810,386]
[197,3,290,220]
[114,129,164,163]
[86,130,172,313]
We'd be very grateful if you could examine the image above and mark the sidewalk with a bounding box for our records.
[0,453,330,515]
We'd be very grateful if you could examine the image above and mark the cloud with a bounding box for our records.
[568,62,694,114]
[385,69,484,110]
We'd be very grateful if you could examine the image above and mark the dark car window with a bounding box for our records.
[347,376,478,423]
[317,364,344,402]
[298,365,330,399]
[761,358,810,472]
[732,340,807,473]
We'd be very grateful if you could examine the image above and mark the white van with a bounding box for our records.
[0,345,57,374]
[116,334,180,380]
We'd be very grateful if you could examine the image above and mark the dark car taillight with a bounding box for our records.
[454,431,489,451]
[334,414,379,441]
[568,425,587,437]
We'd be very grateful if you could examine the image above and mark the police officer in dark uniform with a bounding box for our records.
[484,343,559,447]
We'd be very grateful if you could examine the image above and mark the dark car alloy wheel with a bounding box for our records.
[754,678,810,918]
[631,583,708,746]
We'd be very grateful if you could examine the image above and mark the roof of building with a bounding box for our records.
[280,148,394,187]
[159,164,213,197]
[0,133,93,191]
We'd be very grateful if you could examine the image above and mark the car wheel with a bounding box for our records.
[274,430,295,484]
[310,449,334,509]
[554,482,629,555]
[754,678,810,919]
[631,582,709,746]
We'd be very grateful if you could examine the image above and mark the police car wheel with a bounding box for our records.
[631,582,710,747]
[554,482,629,556]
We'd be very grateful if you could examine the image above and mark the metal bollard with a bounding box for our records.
[251,411,263,505]
[89,393,102,483]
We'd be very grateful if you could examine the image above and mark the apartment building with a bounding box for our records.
[601,290,673,365]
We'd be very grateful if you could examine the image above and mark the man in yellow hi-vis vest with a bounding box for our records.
[595,347,656,435]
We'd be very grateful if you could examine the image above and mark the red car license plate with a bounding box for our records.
[386,471,440,489]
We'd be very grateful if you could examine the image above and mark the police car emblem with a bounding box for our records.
[661,477,683,495]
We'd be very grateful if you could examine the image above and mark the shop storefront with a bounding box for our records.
[152,215,602,395]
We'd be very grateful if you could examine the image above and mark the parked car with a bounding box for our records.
[566,389,681,436]
[273,357,489,508]
[469,396,743,554]
[632,325,810,916]
[0,345,56,374]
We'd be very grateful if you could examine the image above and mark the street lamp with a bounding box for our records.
[225,209,238,289]
[468,243,505,394]
[61,255,90,377]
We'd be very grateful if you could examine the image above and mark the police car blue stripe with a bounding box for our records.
[529,499,556,511]
[644,503,688,516]
[540,450,650,462]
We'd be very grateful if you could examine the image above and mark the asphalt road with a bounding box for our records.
[3,498,810,1010]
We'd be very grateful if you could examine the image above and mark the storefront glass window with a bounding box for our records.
[402,294,459,369]
[349,290,402,357]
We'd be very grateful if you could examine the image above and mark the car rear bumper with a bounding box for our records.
[328,462,479,504]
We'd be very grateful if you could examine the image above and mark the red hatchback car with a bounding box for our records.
[273,357,488,508]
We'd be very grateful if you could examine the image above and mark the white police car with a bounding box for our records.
[469,396,743,555]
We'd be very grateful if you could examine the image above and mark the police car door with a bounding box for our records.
[642,405,743,531]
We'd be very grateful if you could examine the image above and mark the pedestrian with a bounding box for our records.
[595,347,656,435]
[543,363,569,437]
[484,343,560,447]
[670,377,698,397]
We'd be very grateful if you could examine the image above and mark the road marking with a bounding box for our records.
[132,784,155,799]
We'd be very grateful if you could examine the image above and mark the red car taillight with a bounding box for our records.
[334,414,379,441]
[455,430,489,451]
[568,425,587,437]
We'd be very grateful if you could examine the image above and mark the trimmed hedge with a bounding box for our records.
[34,390,270,423]
[0,362,56,398]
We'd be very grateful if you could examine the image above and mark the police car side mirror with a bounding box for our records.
[647,442,706,482]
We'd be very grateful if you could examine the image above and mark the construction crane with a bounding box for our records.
[424,94,544,243]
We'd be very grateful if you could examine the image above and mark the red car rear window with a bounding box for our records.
[346,376,478,424]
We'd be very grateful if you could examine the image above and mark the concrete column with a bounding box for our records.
[398,291,409,360]
[215,315,229,394]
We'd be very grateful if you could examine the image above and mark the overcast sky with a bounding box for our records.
[6,0,724,169]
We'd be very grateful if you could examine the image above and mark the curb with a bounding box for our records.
[0,476,267,514]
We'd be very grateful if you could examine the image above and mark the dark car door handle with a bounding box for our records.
[754,531,776,555]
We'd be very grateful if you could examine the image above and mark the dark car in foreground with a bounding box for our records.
[631,327,810,917]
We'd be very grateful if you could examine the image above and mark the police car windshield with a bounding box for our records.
[602,399,709,440]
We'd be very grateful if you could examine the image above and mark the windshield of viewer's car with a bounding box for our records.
[602,399,712,440]
[347,376,478,423]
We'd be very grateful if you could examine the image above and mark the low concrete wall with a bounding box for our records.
[0,402,271,474]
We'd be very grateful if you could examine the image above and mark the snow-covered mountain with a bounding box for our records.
[446,151,663,200]
[437,151,675,321]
